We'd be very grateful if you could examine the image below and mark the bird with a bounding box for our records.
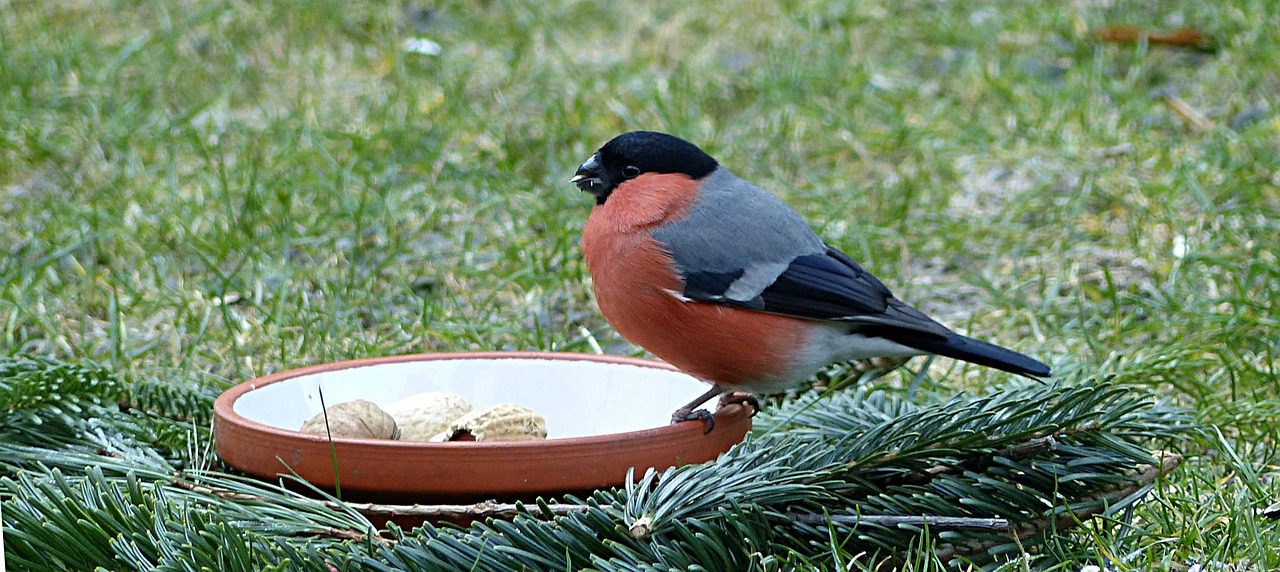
[571,131,1051,429]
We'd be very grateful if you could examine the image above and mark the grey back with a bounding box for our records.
[651,168,825,302]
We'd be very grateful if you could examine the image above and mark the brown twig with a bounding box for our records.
[346,502,1018,536]
[173,475,1020,537]
[173,477,583,522]
[1094,26,1215,51]
[172,478,263,502]
[346,499,587,519]
[790,513,1011,532]
[286,528,371,542]
[172,476,580,519]
[1163,95,1216,131]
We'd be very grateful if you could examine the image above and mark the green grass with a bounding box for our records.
[1,0,1277,568]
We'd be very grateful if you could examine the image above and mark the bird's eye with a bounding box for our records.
[622,165,640,178]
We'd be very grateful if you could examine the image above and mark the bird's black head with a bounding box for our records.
[571,131,718,205]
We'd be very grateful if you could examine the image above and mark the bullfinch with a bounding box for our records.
[572,131,1051,428]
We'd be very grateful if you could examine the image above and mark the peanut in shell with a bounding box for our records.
[438,403,547,442]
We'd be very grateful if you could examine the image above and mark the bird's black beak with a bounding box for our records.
[571,153,606,195]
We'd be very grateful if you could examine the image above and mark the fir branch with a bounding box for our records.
[0,357,123,412]
[933,451,1183,563]
[866,435,1059,489]
[0,356,216,475]
[1,467,330,571]
[625,381,1180,538]
[119,374,220,425]
[0,357,1194,570]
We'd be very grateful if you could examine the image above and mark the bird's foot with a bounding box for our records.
[866,356,911,372]
[717,391,760,416]
[670,407,715,434]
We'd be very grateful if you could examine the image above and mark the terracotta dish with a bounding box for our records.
[213,352,751,503]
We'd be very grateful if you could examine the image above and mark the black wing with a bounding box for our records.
[682,244,953,337]
[678,244,1051,377]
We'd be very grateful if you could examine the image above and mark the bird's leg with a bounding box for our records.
[670,385,727,434]
[717,391,760,416]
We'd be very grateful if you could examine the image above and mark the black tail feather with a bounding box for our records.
[890,332,1051,379]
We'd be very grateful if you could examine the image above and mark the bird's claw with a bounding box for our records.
[717,391,760,416]
[671,408,716,434]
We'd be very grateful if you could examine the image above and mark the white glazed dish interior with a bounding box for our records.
[233,357,715,439]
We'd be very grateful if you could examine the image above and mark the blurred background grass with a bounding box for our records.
[1,0,1277,567]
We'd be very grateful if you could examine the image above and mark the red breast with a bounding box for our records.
[581,174,812,386]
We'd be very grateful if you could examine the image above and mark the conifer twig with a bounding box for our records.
[788,513,1011,531]
[344,499,587,519]
[871,435,1058,488]
[170,478,1013,533]
[934,450,1182,561]
[347,500,1014,532]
